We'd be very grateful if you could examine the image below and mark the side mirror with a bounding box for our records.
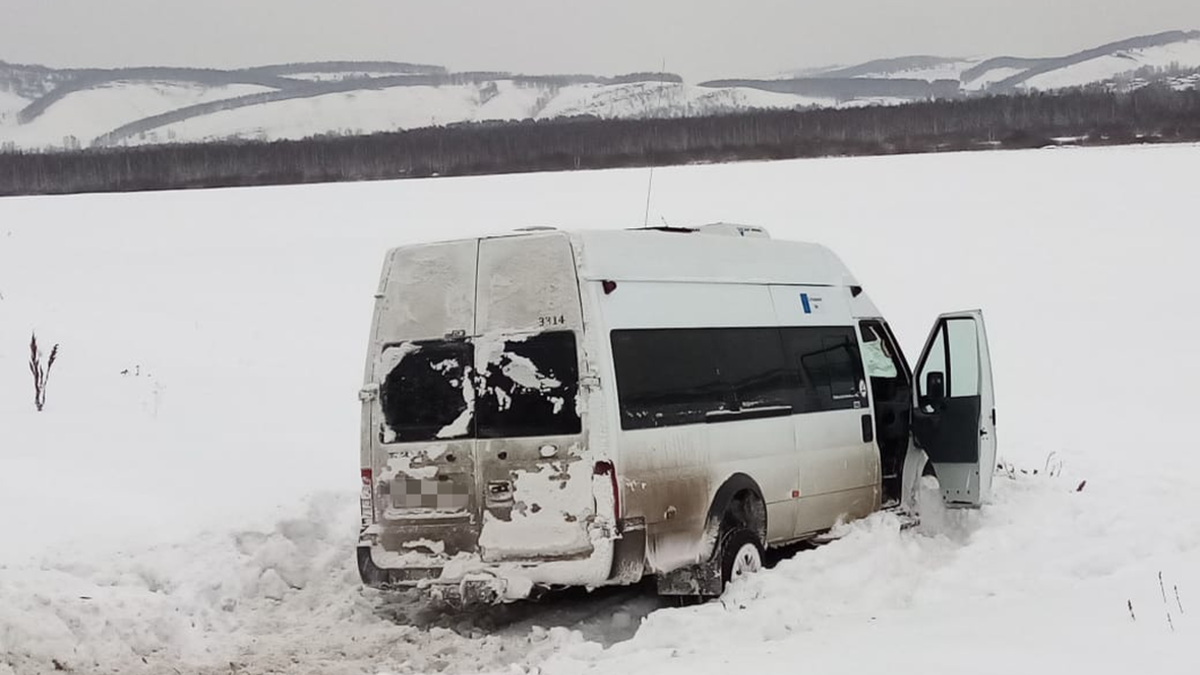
[926,371,946,407]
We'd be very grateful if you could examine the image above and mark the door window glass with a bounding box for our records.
[918,318,980,399]
[918,326,946,398]
[860,322,900,379]
[946,318,980,397]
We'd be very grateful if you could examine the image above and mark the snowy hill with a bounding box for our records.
[1,30,1198,151]
[782,30,1200,92]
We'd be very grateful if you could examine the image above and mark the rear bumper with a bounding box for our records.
[357,546,441,586]
[357,522,624,601]
[356,547,509,603]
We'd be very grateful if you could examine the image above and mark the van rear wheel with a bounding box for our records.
[719,527,764,590]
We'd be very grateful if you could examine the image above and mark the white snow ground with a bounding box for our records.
[2,143,1200,674]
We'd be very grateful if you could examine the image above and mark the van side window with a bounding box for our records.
[611,327,796,429]
[612,326,869,429]
[610,329,726,429]
[781,327,868,412]
[712,328,793,412]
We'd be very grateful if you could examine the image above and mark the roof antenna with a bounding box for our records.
[642,57,669,227]
[642,167,655,227]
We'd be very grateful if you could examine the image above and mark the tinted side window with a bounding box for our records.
[712,328,792,411]
[613,326,867,429]
[476,331,581,439]
[782,327,868,412]
[611,329,725,429]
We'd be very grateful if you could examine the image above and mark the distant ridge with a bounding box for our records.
[2,30,1198,151]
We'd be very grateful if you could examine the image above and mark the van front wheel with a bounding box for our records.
[719,527,764,590]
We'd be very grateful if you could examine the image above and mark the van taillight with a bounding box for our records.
[593,461,620,527]
[360,468,375,526]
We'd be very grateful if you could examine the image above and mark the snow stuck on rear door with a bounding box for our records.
[2,143,1200,674]
[476,454,596,561]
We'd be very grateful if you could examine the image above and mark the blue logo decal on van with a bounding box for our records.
[800,293,812,314]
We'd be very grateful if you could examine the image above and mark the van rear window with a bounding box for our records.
[378,332,581,443]
[379,340,474,443]
[477,331,581,439]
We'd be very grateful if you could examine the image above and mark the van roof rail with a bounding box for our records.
[626,223,770,238]
[628,225,698,234]
[697,223,771,238]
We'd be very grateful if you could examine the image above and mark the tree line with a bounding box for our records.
[1,85,1198,197]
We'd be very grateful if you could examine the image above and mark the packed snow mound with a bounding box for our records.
[0,492,580,675]
[3,472,1197,674]
[1,493,351,673]
[533,471,1200,675]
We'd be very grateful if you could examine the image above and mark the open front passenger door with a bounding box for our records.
[912,310,996,507]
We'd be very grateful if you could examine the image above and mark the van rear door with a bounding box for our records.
[911,310,996,507]
[473,234,596,563]
[368,240,481,556]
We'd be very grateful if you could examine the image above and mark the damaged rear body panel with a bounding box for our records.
[359,233,614,601]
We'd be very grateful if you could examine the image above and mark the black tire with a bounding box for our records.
[718,527,765,591]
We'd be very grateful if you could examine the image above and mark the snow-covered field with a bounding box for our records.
[2,144,1199,674]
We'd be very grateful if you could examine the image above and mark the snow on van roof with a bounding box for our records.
[569,227,859,287]
[387,225,860,288]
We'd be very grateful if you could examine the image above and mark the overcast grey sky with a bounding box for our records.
[2,0,1198,80]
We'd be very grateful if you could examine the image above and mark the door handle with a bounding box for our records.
[861,414,874,443]
[485,481,514,508]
